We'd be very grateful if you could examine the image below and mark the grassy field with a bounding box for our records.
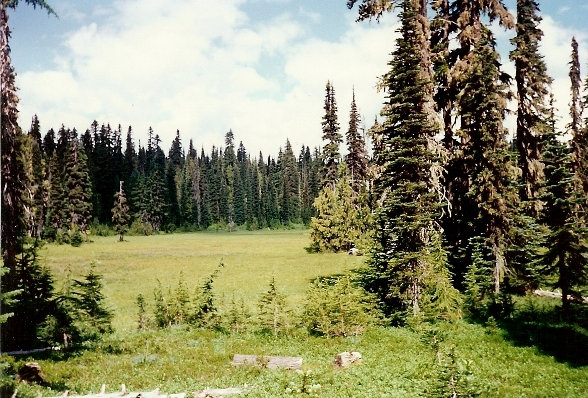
[38,230,363,330]
[3,230,587,397]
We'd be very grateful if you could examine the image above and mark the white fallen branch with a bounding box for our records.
[533,289,588,304]
[30,384,248,398]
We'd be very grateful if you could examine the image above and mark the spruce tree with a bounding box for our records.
[570,38,588,213]
[112,181,131,241]
[457,26,516,301]
[310,164,364,252]
[72,264,113,338]
[1,2,57,351]
[1,3,25,321]
[64,138,93,235]
[279,139,299,224]
[509,0,552,213]
[345,89,369,193]
[540,104,588,317]
[367,0,459,320]
[320,81,342,187]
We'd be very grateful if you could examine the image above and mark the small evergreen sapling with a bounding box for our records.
[257,277,289,335]
[112,181,131,241]
[72,263,113,340]
[190,260,224,328]
[303,274,381,337]
[136,293,148,330]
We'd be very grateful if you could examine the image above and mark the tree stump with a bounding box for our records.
[17,362,45,385]
[333,351,362,368]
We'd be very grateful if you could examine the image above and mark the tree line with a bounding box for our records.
[22,118,330,240]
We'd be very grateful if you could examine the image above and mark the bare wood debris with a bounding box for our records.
[333,351,362,368]
[533,289,588,304]
[231,354,303,370]
[21,384,248,398]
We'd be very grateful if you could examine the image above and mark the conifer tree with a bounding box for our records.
[42,127,56,158]
[510,0,552,213]
[367,0,459,320]
[112,181,130,241]
[1,3,26,318]
[540,104,588,317]
[72,264,113,338]
[257,277,289,335]
[64,138,93,235]
[457,26,516,300]
[320,81,342,187]
[19,131,44,240]
[569,37,588,212]
[310,164,364,252]
[345,89,369,193]
[2,0,57,334]
[45,152,67,235]
[279,139,299,224]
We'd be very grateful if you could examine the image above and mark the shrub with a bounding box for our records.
[224,295,251,333]
[303,274,381,337]
[129,219,153,236]
[90,222,115,237]
[70,229,84,247]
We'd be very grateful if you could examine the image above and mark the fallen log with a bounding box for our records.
[533,289,588,304]
[24,384,247,398]
[231,354,302,370]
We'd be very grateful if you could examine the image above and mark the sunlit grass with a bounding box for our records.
[4,231,585,397]
[39,230,363,330]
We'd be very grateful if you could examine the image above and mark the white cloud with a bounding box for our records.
[16,0,398,157]
[18,0,586,159]
[539,15,588,133]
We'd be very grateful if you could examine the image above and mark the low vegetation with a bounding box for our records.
[1,231,586,397]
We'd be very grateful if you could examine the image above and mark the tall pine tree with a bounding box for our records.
[320,81,342,187]
[540,100,588,317]
[367,0,459,320]
[345,89,369,194]
[509,0,552,214]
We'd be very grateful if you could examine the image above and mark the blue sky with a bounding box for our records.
[7,0,588,155]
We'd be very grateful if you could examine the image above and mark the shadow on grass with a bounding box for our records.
[497,298,588,367]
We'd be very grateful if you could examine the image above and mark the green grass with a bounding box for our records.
[3,230,587,397]
[38,230,363,330]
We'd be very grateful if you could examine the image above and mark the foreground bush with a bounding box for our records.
[303,274,381,337]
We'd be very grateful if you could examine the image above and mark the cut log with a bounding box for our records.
[533,289,588,304]
[195,387,246,397]
[39,385,246,398]
[333,352,362,368]
[231,354,302,370]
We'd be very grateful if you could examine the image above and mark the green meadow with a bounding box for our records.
[4,230,588,397]
[39,230,363,331]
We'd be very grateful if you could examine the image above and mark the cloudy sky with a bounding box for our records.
[7,0,588,156]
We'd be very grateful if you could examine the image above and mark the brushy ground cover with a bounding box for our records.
[2,230,587,397]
